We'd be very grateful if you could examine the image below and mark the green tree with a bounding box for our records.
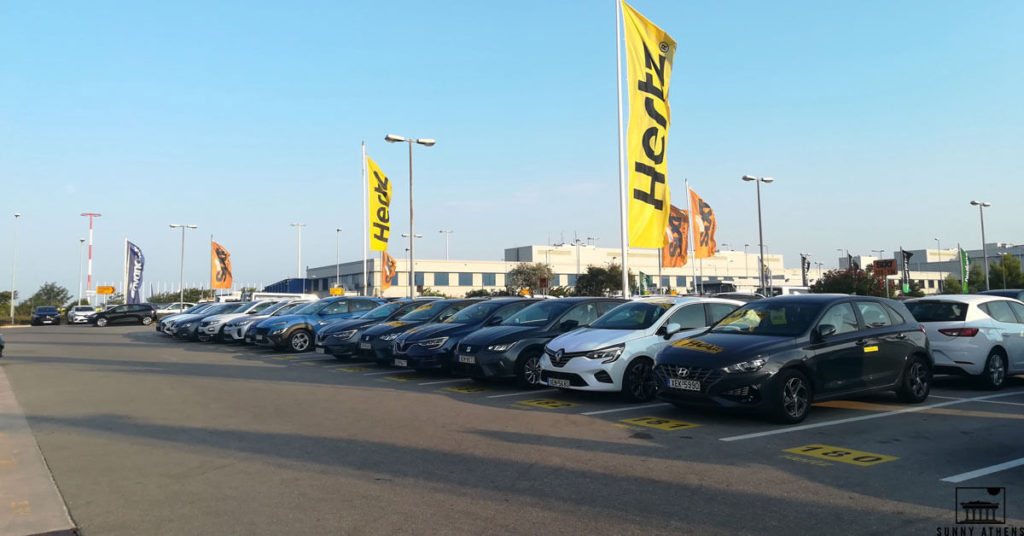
[940,274,963,294]
[507,262,555,293]
[809,269,888,297]
[148,288,209,304]
[104,292,125,306]
[967,264,986,293]
[897,280,925,298]
[988,254,1023,290]
[417,287,448,297]
[574,264,637,296]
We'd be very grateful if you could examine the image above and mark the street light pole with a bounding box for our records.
[385,134,436,299]
[970,201,991,291]
[77,238,85,305]
[743,243,750,280]
[401,233,423,298]
[169,224,197,307]
[335,228,342,290]
[439,229,453,260]
[742,176,774,293]
[290,223,306,279]
[80,212,101,293]
[10,213,20,324]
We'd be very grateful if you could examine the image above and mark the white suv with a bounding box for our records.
[540,297,743,401]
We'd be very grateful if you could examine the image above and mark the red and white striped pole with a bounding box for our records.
[81,213,101,291]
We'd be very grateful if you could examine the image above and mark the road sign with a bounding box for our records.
[329,287,344,296]
[873,259,898,276]
[96,286,115,295]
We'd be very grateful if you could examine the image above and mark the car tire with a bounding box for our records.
[95,317,108,327]
[141,316,153,326]
[622,358,657,402]
[895,355,931,403]
[771,369,812,424]
[979,350,1007,391]
[515,352,544,388]
[288,330,312,353]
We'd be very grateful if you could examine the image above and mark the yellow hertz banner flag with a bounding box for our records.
[623,1,676,248]
[367,155,392,252]
[211,241,232,289]
[688,188,717,259]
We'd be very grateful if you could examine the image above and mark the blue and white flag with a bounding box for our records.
[126,241,145,304]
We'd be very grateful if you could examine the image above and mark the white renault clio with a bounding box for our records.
[539,296,744,401]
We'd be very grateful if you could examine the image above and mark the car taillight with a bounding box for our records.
[938,327,979,337]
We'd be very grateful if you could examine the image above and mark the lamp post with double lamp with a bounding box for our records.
[9,213,20,324]
[290,223,306,279]
[401,233,423,298]
[385,134,436,299]
[970,200,991,291]
[743,243,750,279]
[77,238,85,305]
[439,229,453,261]
[335,228,343,291]
[741,175,774,293]
[169,224,197,309]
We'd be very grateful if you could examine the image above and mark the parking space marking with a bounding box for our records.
[620,416,699,431]
[442,385,486,394]
[383,375,421,382]
[363,369,414,376]
[517,399,580,409]
[817,400,1024,420]
[10,500,31,515]
[331,361,375,367]
[782,444,897,467]
[419,378,472,386]
[333,366,373,372]
[719,391,1024,442]
[941,457,1024,483]
[580,403,670,416]
[932,395,1024,408]
[487,389,556,399]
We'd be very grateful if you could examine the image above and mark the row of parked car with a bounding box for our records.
[148,289,1024,424]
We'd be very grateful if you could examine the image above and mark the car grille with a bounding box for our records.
[394,341,409,354]
[544,347,588,368]
[654,364,722,385]
[457,344,478,354]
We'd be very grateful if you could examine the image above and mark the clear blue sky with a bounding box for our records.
[2,0,1021,299]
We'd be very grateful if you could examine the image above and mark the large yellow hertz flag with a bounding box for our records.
[211,241,232,289]
[367,155,392,252]
[688,188,717,259]
[661,205,688,268]
[623,1,676,248]
[381,251,397,292]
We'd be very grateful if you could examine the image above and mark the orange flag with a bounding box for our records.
[661,205,688,268]
[688,188,717,259]
[211,241,232,289]
[381,251,397,292]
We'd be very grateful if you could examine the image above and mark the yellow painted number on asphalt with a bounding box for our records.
[620,416,700,431]
[334,366,372,372]
[517,399,579,409]
[10,501,30,515]
[443,385,485,394]
[782,444,898,467]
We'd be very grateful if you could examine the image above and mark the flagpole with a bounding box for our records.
[615,0,629,298]
[958,242,965,294]
[685,180,697,294]
[122,237,128,303]
[362,142,368,296]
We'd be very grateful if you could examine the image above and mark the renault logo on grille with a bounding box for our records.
[555,349,564,359]
[677,367,690,378]
[465,346,472,352]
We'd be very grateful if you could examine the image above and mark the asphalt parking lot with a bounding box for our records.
[2,325,1022,535]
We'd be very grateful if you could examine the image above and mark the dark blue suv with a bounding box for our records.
[251,297,387,352]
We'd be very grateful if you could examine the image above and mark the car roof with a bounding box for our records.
[906,294,1020,304]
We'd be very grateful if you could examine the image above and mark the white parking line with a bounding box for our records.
[487,389,556,399]
[719,391,1024,442]
[941,457,1024,483]
[419,378,472,386]
[363,369,414,376]
[580,403,670,416]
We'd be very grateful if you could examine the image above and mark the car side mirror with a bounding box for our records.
[813,324,837,342]
[559,319,580,332]
[663,323,682,339]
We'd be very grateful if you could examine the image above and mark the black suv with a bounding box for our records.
[89,303,158,327]
[31,306,62,326]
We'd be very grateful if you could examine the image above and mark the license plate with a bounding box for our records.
[359,342,371,349]
[458,354,475,364]
[256,335,264,341]
[43,320,53,324]
[548,378,571,388]
[394,358,408,367]
[315,347,324,354]
[668,378,701,391]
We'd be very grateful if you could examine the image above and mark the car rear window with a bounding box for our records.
[905,301,967,322]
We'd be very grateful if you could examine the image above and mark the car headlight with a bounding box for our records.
[237,319,255,326]
[207,319,223,326]
[586,344,625,364]
[487,342,517,352]
[182,322,194,328]
[723,358,767,374]
[332,329,358,340]
[418,336,449,350]
[381,333,400,341]
[271,329,284,335]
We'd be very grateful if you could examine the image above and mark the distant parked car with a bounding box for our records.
[225,300,314,344]
[316,299,433,358]
[67,305,97,324]
[250,297,387,352]
[156,302,196,316]
[979,289,1024,301]
[0,332,4,357]
[156,303,216,333]
[31,306,62,326]
[89,303,158,327]
[906,295,1024,389]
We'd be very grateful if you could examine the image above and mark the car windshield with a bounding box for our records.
[906,301,968,322]
[398,301,448,322]
[590,301,674,330]
[36,307,58,313]
[246,301,277,314]
[289,301,326,315]
[502,300,569,326]
[208,303,242,314]
[271,303,306,316]
[711,301,824,337]
[362,302,403,320]
[444,301,505,324]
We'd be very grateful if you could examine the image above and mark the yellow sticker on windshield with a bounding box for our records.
[413,305,432,312]
[670,339,724,353]
[769,309,787,325]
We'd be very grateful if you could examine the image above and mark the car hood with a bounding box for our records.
[226,313,271,326]
[461,325,539,346]
[169,313,205,323]
[321,317,381,334]
[656,332,799,367]
[259,314,311,327]
[363,320,424,336]
[203,313,247,323]
[400,322,477,341]
[546,327,647,353]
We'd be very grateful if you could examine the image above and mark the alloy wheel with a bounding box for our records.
[782,377,808,418]
[290,332,311,352]
[523,356,542,386]
[988,355,1005,387]
[628,361,657,401]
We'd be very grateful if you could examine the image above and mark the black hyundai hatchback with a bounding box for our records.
[653,294,932,424]
[454,297,625,386]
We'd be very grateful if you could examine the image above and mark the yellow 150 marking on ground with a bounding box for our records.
[443,385,486,394]
[620,416,700,431]
[517,399,579,409]
[782,444,898,467]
